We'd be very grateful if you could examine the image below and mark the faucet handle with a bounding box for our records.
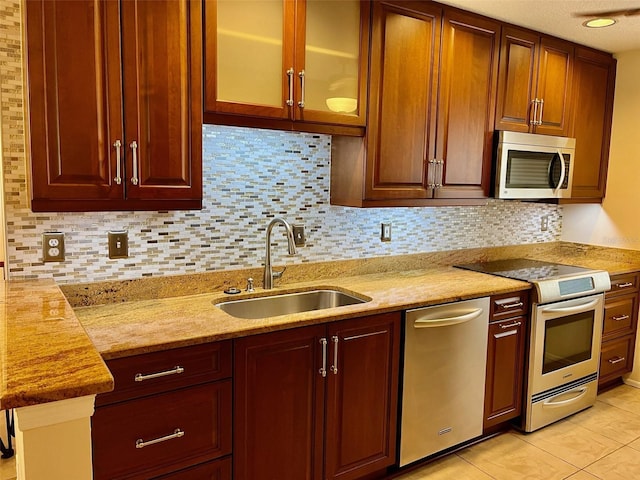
[246,278,255,292]
[272,267,287,280]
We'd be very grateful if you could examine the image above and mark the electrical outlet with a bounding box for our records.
[381,223,392,242]
[293,225,306,247]
[43,232,65,262]
[108,231,129,259]
[541,215,549,232]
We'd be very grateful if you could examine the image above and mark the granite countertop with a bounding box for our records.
[0,280,114,410]
[7,241,640,410]
[75,267,532,360]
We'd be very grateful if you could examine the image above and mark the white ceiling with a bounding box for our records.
[437,0,640,53]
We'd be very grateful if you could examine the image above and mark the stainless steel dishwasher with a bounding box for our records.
[399,297,490,467]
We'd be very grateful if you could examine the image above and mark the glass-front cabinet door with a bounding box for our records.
[204,0,369,127]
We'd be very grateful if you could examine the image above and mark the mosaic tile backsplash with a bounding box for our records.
[0,0,562,284]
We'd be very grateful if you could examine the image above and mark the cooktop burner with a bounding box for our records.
[456,258,594,282]
[456,258,611,304]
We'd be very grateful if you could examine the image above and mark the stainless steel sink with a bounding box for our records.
[215,289,369,319]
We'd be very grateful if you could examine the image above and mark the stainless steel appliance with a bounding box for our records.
[399,297,489,466]
[457,259,610,432]
[494,131,576,200]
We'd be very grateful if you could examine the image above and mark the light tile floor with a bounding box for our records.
[396,384,640,480]
[0,385,638,480]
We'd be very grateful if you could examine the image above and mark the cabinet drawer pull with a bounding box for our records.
[286,68,294,107]
[494,329,518,339]
[135,428,184,449]
[330,335,339,375]
[113,140,122,185]
[500,301,524,310]
[531,98,539,126]
[500,321,522,329]
[134,366,184,382]
[608,356,626,365]
[130,140,139,186]
[319,338,327,377]
[616,282,634,288]
[538,98,544,125]
[612,314,630,322]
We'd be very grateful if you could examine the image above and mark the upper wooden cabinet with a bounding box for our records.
[331,2,499,207]
[567,47,616,201]
[25,0,202,212]
[203,0,370,134]
[495,26,574,136]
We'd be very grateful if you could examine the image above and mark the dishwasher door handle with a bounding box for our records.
[413,308,483,328]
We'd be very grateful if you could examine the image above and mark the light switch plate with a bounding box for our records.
[108,231,129,259]
[43,232,65,262]
[293,225,306,247]
[381,223,392,242]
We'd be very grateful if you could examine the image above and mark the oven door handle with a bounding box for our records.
[413,308,483,328]
[540,298,599,314]
[542,386,588,408]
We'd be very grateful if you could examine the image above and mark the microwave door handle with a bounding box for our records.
[553,150,567,191]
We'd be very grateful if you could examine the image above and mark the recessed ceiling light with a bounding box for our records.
[583,18,617,28]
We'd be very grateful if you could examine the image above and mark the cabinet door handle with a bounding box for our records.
[531,98,539,126]
[330,335,339,375]
[286,68,294,107]
[134,366,184,382]
[136,428,184,449]
[435,159,444,188]
[616,282,634,288]
[113,140,122,185]
[130,140,139,185]
[608,356,626,365]
[612,314,630,322]
[500,321,522,329]
[319,337,327,377]
[538,98,544,125]
[501,301,524,310]
[298,70,305,108]
[427,158,437,189]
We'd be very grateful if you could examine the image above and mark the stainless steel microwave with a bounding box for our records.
[494,131,576,200]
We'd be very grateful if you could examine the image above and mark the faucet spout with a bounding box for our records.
[264,218,297,289]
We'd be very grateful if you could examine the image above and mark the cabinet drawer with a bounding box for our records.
[152,456,232,479]
[490,291,529,321]
[607,273,639,298]
[98,341,232,406]
[599,336,635,383]
[603,294,638,340]
[93,381,232,480]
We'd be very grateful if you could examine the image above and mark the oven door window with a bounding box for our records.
[543,310,595,374]
[505,150,571,190]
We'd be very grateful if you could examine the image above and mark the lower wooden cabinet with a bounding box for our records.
[599,272,639,390]
[234,313,401,480]
[92,342,233,479]
[152,457,232,479]
[484,292,528,430]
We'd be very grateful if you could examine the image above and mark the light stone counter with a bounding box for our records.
[0,280,113,410]
[75,267,532,359]
[7,241,640,409]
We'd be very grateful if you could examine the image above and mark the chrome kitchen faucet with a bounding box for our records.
[263,218,297,289]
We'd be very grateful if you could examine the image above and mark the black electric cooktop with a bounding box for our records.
[455,258,597,283]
